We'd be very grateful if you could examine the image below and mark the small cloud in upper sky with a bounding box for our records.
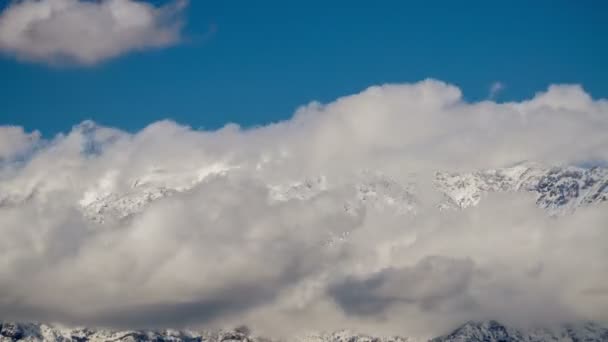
[488,81,505,99]
[0,0,188,66]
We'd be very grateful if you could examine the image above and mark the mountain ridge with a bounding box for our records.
[75,163,608,223]
[2,163,606,223]
[2,320,607,342]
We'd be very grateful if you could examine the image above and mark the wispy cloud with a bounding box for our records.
[488,81,505,99]
[0,0,188,66]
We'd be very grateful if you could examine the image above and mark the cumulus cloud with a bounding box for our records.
[0,125,40,162]
[0,0,187,65]
[0,80,607,338]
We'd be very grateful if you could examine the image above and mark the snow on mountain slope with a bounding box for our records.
[2,161,606,223]
[80,164,235,223]
[434,163,608,214]
[0,321,252,342]
[434,164,542,209]
[80,170,418,223]
[73,163,608,222]
[268,171,417,215]
[81,162,607,224]
[2,321,607,342]
[430,320,608,342]
[268,175,329,202]
[295,330,417,342]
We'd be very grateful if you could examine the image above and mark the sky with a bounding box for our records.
[1,0,607,136]
[1,1,608,339]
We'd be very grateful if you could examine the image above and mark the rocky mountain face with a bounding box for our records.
[0,322,254,342]
[434,163,608,214]
[430,320,608,342]
[436,163,608,213]
[2,321,607,342]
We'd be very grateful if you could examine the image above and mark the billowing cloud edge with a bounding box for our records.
[0,80,607,338]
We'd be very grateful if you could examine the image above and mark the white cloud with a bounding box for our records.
[0,125,40,162]
[0,80,607,338]
[0,0,187,65]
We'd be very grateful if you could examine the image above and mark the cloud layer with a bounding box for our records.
[0,0,187,65]
[0,80,607,338]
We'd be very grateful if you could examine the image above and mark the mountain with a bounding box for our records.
[79,163,607,223]
[79,163,236,223]
[2,162,606,223]
[295,330,416,342]
[80,169,419,223]
[0,321,250,342]
[2,321,607,342]
[431,320,608,342]
[435,163,608,214]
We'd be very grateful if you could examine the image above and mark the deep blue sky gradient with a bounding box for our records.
[1,0,607,136]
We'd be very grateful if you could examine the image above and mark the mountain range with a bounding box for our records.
[2,320,607,342]
[75,162,608,223]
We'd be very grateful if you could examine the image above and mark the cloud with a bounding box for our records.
[0,0,187,65]
[0,126,40,163]
[328,256,475,317]
[0,80,607,338]
[488,81,504,99]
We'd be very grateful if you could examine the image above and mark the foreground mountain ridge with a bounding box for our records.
[1,320,607,342]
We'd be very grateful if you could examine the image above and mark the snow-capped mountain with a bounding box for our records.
[80,169,418,223]
[2,161,606,223]
[79,164,236,223]
[268,171,417,215]
[295,330,417,342]
[2,321,607,342]
[430,320,608,342]
[434,163,608,214]
[79,162,607,224]
[0,322,254,342]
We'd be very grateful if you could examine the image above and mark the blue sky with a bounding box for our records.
[1,0,607,136]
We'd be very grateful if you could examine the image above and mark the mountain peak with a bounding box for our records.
[434,163,608,214]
